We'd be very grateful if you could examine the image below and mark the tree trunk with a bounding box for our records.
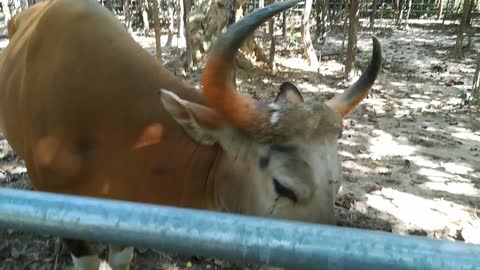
[268,1,276,71]
[345,0,359,79]
[123,0,133,32]
[259,0,264,8]
[404,0,413,28]
[226,0,237,88]
[466,0,475,26]
[301,0,319,69]
[186,0,263,69]
[182,0,193,70]
[437,0,443,20]
[2,0,11,26]
[394,0,401,24]
[140,0,150,35]
[472,52,480,101]
[339,0,349,63]
[152,0,162,62]
[166,0,175,47]
[179,0,184,40]
[282,10,287,37]
[370,0,378,30]
[321,0,328,42]
[454,0,471,54]
[315,0,322,41]
[175,0,185,40]
[314,0,328,43]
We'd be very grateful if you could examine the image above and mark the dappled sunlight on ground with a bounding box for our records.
[323,28,480,244]
[367,129,417,159]
[418,167,478,196]
[451,128,480,142]
[366,187,476,233]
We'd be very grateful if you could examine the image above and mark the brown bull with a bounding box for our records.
[0,0,382,269]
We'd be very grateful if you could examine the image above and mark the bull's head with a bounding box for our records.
[160,0,382,224]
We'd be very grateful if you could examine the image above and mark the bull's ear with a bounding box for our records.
[274,82,304,104]
[159,90,226,145]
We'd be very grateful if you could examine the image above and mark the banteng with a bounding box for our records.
[0,0,382,269]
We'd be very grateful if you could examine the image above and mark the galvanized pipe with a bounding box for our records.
[0,188,479,270]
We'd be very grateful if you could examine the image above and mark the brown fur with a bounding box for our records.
[0,0,217,209]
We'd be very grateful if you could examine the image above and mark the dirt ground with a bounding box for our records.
[1,19,479,270]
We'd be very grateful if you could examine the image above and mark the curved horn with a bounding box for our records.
[326,36,383,118]
[201,0,302,134]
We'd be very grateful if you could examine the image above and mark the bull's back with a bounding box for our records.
[0,0,217,208]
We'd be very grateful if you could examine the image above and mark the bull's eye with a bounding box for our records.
[273,178,298,203]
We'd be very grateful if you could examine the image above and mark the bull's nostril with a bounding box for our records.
[273,178,298,203]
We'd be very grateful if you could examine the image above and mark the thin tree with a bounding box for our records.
[226,0,236,87]
[176,0,181,40]
[315,0,328,42]
[139,0,150,35]
[301,0,319,69]
[340,0,349,63]
[166,0,175,47]
[441,0,450,26]
[268,0,276,71]
[182,0,193,70]
[437,0,444,20]
[403,0,413,28]
[466,0,476,26]
[370,0,378,30]
[178,0,184,41]
[454,0,472,54]
[466,0,477,47]
[152,0,162,62]
[123,0,133,32]
[395,0,402,24]
[315,0,322,41]
[472,52,480,102]
[345,0,359,79]
[321,0,328,42]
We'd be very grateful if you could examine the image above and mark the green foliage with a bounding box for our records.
[131,2,155,30]
[132,8,144,29]
[459,89,480,105]
[288,28,300,48]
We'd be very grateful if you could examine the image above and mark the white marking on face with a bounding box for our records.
[268,103,282,110]
[270,111,281,125]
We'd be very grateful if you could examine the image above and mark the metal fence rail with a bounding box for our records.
[0,188,479,270]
